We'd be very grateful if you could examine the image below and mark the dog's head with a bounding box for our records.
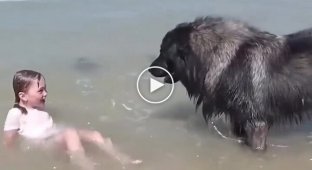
[149,24,193,84]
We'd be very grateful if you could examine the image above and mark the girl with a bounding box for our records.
[3,70,142,170]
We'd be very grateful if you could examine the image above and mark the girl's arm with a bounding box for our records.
[3,108,21,148]
[3,130,19,148]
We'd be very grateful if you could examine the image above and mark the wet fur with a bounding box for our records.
[149,16,312,150]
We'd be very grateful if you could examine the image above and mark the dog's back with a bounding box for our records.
[286,28,312,54]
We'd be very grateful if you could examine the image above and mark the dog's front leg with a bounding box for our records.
[245,121,269,151]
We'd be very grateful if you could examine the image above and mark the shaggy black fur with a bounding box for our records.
[149,16,312,151]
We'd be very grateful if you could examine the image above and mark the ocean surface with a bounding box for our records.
[1,0,312,170]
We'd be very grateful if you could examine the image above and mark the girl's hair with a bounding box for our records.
[12,70,43,114]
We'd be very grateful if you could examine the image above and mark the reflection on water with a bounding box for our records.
[1,0,312,170]
[74,57,104,74]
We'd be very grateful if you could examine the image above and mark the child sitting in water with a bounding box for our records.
[3,70,142,170]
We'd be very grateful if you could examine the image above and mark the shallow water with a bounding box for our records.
[1,0,312,170]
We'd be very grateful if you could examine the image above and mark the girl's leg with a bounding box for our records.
[77,129,141,165]
[54,128,95,170]
[62,128,85,153]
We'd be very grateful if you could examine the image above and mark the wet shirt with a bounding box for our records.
[3,108,55,139]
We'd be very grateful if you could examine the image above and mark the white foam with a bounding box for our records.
[111,99,116,107]
[76,78,96,96]
[121,103,132,111]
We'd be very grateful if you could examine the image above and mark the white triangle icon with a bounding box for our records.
[150,78,164,93]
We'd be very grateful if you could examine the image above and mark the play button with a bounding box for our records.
[137,66,174,104]
[150,78,164,93]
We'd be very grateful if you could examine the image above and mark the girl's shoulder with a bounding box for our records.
[4,108,22,131]
[9,107,22,113]
[8,107,22,115]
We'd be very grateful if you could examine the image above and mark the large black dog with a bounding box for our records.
[149,16,312,151]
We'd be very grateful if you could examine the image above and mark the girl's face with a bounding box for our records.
[21,77,48,110]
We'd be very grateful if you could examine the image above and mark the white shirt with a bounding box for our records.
[3,108,56,139]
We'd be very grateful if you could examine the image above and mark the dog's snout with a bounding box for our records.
[149,67,167,77]
[149,58,168,77]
